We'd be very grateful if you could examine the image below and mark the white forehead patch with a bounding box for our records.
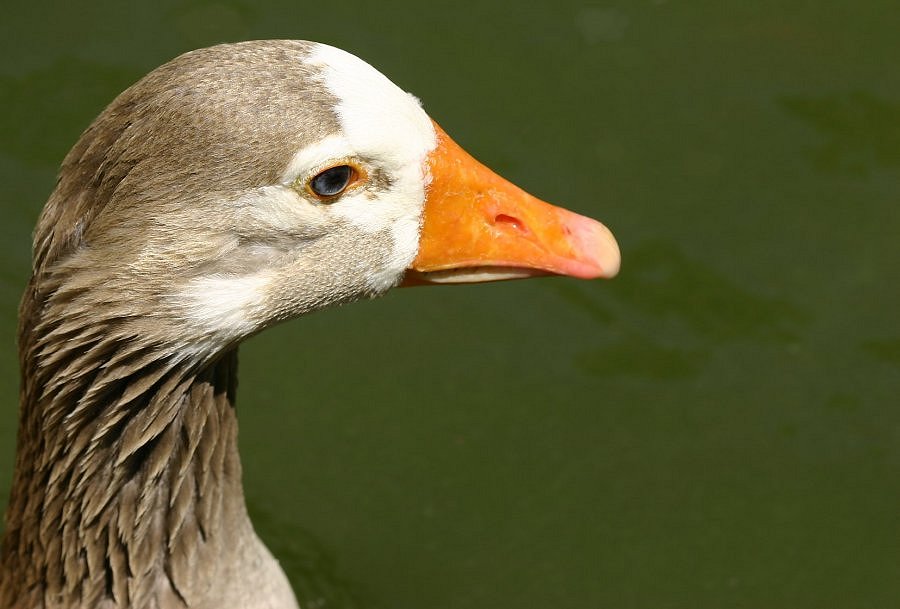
[305,43,437,166]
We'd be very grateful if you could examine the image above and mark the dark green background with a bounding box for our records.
[1,1,898,607]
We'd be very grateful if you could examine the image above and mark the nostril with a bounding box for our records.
[494,214,526,233]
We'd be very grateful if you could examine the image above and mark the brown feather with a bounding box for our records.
[0,40,346,608]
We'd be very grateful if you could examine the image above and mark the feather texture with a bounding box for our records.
[0,38,442,609]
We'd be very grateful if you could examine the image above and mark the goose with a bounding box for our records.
[0,40,620,609]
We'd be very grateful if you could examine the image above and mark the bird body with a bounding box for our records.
[0,41,619,608]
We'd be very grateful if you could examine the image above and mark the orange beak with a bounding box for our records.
[404,121,620,285]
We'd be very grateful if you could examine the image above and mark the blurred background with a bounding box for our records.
[1,1,898,607]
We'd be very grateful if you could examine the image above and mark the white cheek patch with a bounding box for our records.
[177,272,272,354]
[328,189,423,292]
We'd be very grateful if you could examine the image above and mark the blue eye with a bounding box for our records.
[309,165,354,198]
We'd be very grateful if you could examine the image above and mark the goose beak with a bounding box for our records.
[404,121,620,285]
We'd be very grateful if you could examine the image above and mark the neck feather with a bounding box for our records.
[0,273,280,608]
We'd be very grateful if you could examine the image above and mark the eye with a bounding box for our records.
[308,165,355,199]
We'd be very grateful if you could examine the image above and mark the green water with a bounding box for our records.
[1,1,898,607]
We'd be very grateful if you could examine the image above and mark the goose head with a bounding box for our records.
[4,40,619,608]
[33,40,618,365]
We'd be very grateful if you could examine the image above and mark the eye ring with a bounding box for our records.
[307,164,360,200]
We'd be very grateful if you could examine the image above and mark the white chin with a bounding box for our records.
[415,266,549,284]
